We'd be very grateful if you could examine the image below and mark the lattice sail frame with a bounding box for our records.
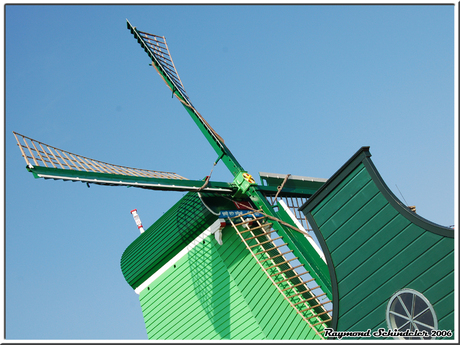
[13,131,187,180]
[137,29,192,106]
[128,20,226,146]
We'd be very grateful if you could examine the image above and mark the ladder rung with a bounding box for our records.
[275,271,309,284]
[287,285,321,299]
[270,264,303,277]
[266,257,299,270]
[260,250,294,263]
[245,230,276,241]
[253,243,288,256]
[239,222,272,233]
[305,309,333,321]
[299,300,331,314]
[299,303,322,313]
[292,292,327,306]
[281,278,315,292]
[248,236,282,248]
[311,317,333,327]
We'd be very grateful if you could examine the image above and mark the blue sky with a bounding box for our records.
[5,4,455,340]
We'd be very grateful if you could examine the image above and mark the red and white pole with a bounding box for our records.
[131,209,145,234]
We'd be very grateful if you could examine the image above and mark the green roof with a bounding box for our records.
[121,193,218,289]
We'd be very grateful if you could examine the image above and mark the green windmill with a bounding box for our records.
[13,20,454,340]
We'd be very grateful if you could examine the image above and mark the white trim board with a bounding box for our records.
[134,219,222,295]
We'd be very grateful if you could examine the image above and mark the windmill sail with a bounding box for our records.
[13,132,233,193]
[127,20,224,143]
[133,27,191,106]
[127,20,244,177]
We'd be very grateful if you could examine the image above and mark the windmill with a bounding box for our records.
[13,20,454,340]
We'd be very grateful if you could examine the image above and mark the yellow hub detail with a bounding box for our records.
[242,173,255,184]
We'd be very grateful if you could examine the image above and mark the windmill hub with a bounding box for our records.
[233,171,257,198]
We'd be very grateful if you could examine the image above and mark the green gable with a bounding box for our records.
[300,147,454,340]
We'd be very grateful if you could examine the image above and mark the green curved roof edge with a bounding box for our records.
[300,147,453,236]
[120,192,219,290]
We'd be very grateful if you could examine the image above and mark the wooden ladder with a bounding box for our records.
[227,210,332,339]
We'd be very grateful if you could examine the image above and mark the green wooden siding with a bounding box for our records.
[140,234,264,340]
[215,227,322,340]
[300,147,454,340]
[138,223,324,340]
[121,192,218,289]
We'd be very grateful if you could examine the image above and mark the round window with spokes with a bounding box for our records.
[386,289,438,340]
